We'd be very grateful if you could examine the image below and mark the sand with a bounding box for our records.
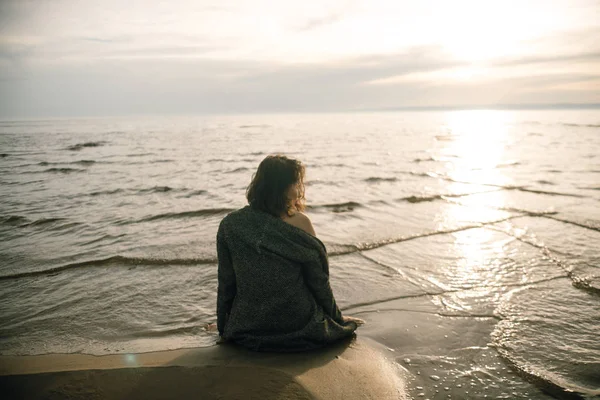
[0,337,409,400]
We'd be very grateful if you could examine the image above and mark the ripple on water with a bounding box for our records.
[492,278,600,398]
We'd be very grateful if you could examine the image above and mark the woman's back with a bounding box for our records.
[216,206,356,351]
[221,207,315,334]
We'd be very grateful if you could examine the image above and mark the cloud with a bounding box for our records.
[0,1,599,116]
[296,11,346,31]
[0,33,230,64]
[498,50,600,67]
[79,37,117,43]
[5,44,597,117]
[1,40,599,117]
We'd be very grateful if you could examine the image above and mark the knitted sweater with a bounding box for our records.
[216,205,357,352]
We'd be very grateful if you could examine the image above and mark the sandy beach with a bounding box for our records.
[0,337,409,400]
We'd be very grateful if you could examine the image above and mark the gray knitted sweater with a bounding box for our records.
[216,205,357,352]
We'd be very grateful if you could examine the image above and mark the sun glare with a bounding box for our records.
[436,110,515,281]
[433,0,562,62]
[444,110,513,176]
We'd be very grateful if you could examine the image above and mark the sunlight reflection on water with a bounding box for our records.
[438,110,514,299]
[443,110,514,185]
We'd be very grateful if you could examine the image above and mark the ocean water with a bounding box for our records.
[0,110,599,399]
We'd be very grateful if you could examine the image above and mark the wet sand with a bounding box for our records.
[0,337,409,400]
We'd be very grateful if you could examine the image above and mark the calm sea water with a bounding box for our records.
[0,110,599,398]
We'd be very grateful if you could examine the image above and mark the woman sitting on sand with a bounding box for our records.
[215,155,364,352]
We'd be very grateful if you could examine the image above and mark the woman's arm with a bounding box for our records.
[302,252,344,324]
[216,221,236,336]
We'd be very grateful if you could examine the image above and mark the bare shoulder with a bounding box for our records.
[283,211,317,236]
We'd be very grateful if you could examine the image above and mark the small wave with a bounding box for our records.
[79,233,126,246]
[0,215,78,230]
[577,186,600,191]
[239,125,271,129]
[136,207,235,223]
[398,189,500,205]
[402,195,442,203]
[89,188,124,196]
[435,135,456,141]
[560,122,600,128]
[38,160,97,166]
[468,162,521,171]
[326,214,524,256]
[0,215,29,226]
[2,179,45,186]
[571,275,600,296]
[545,215,600,232]
[412,154,460,164]
[0,153,8,158]
[136,186,177,194]
[90,187,200,197]
[66,141,106,151]
[0,162,35,169]
[429,173,585,197]
[493,347,600,399]
[311,201,362,213]
[151,159,174,163]
[411,155,459,163]
[535,180,555,185]
[0,255,218,281]
[412,156,436,163]
[126,152,155,157]
[226,167,250,173]
[23,217,67,227]
[72,160,97,166]
[43,167,85,174]
[497,160,521,168]
[408,171,435,178]
[528,132,543,136]
[516,187,584,198]
[365,176,397,183]
[182,189,208,198]
[326,243,361,256]
[495,207,558,217]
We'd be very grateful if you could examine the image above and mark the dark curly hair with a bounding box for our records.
[246,155,306,217]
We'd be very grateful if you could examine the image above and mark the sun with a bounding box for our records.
[429,0,559,62]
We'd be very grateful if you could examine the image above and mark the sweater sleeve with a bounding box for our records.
[302,252,344,324]
[216,221,236,336]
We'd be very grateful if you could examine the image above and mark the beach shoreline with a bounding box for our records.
[0,337,409,400]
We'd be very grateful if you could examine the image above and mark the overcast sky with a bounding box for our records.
[1,0,599,117]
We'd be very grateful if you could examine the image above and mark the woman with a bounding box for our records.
[215,154,363,352]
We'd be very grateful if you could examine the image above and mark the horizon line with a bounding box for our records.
[358,103,600,112]
[1,103,599,121]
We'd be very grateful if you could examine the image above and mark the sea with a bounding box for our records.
[0,110,599,399]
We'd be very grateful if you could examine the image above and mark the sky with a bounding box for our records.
[0,0,599,117]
